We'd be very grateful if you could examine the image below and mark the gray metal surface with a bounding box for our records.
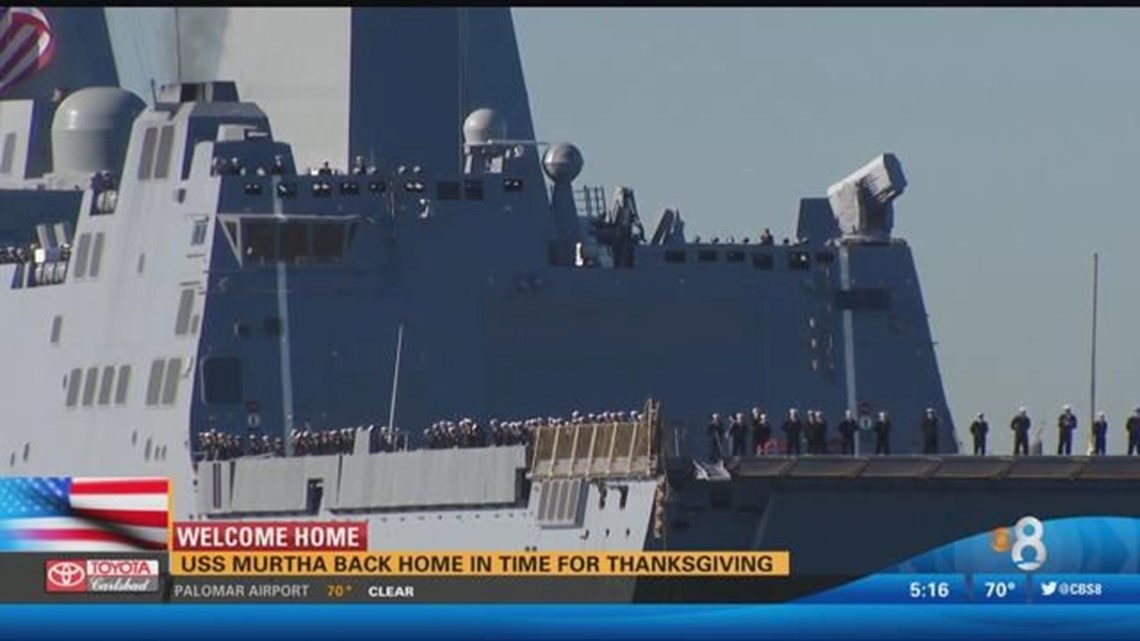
[2,8,1134,587]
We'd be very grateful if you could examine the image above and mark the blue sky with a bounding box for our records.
[515,8,1140,454]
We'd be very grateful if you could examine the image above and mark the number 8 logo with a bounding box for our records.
[1011,516,1046,571]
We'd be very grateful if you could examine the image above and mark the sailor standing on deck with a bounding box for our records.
[1092,412,1109,456]
[816,411,829,454]
[1127,408,1140,456]
[782,409,804,456]
[707,414,726,462]
[803,411,819,454]
[970,413,989,455]
[838,410,858,455]
[873,411,891,455]
[1011,408,1031,456]
[751,408,771,455]
[921,408,940,454]
[729,413,749,457]
[1057,405,1078,455]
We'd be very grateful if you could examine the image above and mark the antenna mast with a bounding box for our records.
[387,324,405,432]
[174,8,183,84]
[1089,252,1099,431]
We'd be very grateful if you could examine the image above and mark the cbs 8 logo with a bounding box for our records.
[1010,516,1047,571]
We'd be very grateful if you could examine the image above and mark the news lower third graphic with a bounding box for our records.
[6,477,1140,605]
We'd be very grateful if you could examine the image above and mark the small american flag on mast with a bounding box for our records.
[0,477,170,551]
[0,7,55,94]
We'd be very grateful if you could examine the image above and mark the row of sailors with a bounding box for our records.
[977,406,1140,456]
[212,155,382,178]
[197,430,285,461]
[707,408,939,460]
[0,243,71,265]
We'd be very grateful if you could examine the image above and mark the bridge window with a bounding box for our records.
[162,357,182,405]
[437,181,460,201]
[280,222,309,262]
[153,126,175,180]
[115,365,131,405]
[243,221,278,261]
[752,253,773,270]
[664,250,686,263]
[202,357,242,405]
[145,359,164,407]
[89,232,105,278]
[313,223,345,263]
[727,250,745,263]
[697,249,718,263]
[835,288,892,311]
[175,288,195,336]
[97,366,115,406]
[0,132,15,175]
[137,127,158,180]
[82,366,98,407]
[464,180,484,200]
[73,233,91,278]
[788,251,810,270]
[65,368,82,407]
[191,220,208,246]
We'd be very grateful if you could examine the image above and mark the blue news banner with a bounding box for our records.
[799,573,1140,604]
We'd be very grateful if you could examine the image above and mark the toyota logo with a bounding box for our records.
[46,561,86,590]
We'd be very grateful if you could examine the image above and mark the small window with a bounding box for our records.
[137,253,146,275]
[243,182,263,196]
[503,178,523,192]
[0,132,15,175]
[81,366,98,407]
[276,183,297,198]
[403,180,425,193]
[202,357,242,405]
[88,232,105,278]
[137,127,158,180]
[162,357,182,405]
[437,181,460,200]
[664,250,686,263]
[464,180,484,201]
[312,181,332,198]
[368,181,387,194]
[313,223,344,263]
[73,233,91,278]
[153,126,175,179]
[114,365,131,405]
[816,252,835,265]
[339,181,359,196]
[97,366,115,406]
[263,317,282,336]
[49,316,62,345]
[727,250,745,263]
[145,359,164,406]
[280,222,309,262]
[697,249,718,262]
[243,221,277,261]
[191,220,209,246]
[175,288,194,336]
[65,368,82,407]
[835,288,892,311]
[752,253,774,271]
[788,251,810,270]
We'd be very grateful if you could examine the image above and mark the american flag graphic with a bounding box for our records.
[0,477,170,551]
[0,7,55,94]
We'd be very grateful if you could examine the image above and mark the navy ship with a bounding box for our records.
[3,8,1139,601]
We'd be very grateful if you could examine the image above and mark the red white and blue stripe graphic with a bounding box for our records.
[0,477,170,551]
[0,7,55,94]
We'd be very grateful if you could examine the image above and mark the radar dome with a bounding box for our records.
[542,143,583,183]
[463,108,507,145]
[51,87,145,176]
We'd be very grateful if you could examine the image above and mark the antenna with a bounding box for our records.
[174,8,184,84]
[387,324,405,432]
[149,78,157,104]
[457,8,470,173]
[1089,252,1099,434]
